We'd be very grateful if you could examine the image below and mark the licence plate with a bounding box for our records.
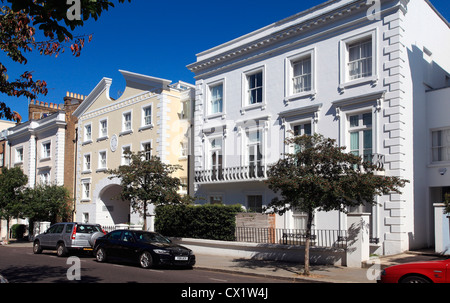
[175,256,188,261]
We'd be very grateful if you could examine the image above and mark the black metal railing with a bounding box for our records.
[235,227,347,249]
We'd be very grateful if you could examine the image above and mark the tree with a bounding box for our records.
[0,0,130,121]
[107,151,189,231]
[23,184,72,226]
[266,133,408,275]
[0,167,28,243]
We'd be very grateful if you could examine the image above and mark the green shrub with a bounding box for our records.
[155,204,243,241]
[11,224,27,239]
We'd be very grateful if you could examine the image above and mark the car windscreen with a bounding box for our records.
[135,232,171,244]
[76,225,102,234]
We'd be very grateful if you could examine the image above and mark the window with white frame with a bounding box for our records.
[246,130,263,177]
[348,112,373,163]
[180,142,188,158]
[99,119,108,138]
[42,141,51,159]
[98,151,107,170]
[16,147,23,163]
[83,154,91,172]
[209,83,223,115]
[142,105,152,127]
[292,57,312,94]
[432,128,450,162]
[122,112,132,132]
[142,142,152,161]
[81,179,91,201]
[246,70,263,105]
[339,31,377,89]
[348,38,373,81]
[181,100,190,120]
[292,208,308,230]
[209,138,223,179]
[209,195,223,205]
[293,123,312,137]
[122,145,131,165]
[179,177,188,194]
[292,122,312,153]
[40,170,51,185]
[247,195,263,213]
[84,123,92,142]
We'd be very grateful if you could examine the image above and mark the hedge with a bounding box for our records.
[11,224,27,239]
[155,204,243,241]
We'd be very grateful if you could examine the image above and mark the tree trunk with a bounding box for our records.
[303,211,314,276]
[143,201,147,231]
[6,218,10,244]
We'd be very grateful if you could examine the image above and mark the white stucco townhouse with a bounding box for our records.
[187,0,450,256]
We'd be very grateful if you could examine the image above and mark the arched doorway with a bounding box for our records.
[97,184,130,226]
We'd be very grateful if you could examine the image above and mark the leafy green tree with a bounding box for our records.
[0,167,28,242]
[23,184,72,225]
[0,0,130,121]
[107,151,189,231]
[266,134,408,275]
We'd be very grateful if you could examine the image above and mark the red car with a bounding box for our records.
[379,259,450,283]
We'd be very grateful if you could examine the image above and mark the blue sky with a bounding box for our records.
[1,0,449,122]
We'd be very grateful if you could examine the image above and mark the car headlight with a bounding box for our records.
[153,249,171,255]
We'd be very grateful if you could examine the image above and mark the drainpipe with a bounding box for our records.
[72,127,78,221]
[34,135,38,188]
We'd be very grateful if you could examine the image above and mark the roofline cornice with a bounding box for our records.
[187,0,414,76]
[187,0,371,73]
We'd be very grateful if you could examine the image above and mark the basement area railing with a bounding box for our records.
[235,227,348,249]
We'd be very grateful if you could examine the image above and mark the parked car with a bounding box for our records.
[33,223,106,257]
[378,259,450,283]
[94,230,196,269]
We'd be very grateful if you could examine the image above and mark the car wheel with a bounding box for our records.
[56,243,68,257]
[400,275,431,283]
[139,251,153,269]
[96,247,107,263]
[33,241,42,254]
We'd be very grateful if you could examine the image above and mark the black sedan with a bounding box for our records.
[94,230,195,269]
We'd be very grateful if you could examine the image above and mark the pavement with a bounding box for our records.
[195,250,448,283]
[1,240,448,283]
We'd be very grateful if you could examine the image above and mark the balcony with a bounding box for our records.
[195,164,268,184]
[194,154,385,185]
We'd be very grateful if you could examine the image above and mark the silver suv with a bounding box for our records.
[33,223,105,257]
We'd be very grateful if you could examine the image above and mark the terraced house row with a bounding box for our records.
[0,0,449,260]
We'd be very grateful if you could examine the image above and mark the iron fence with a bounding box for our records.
[235,227,347,249]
